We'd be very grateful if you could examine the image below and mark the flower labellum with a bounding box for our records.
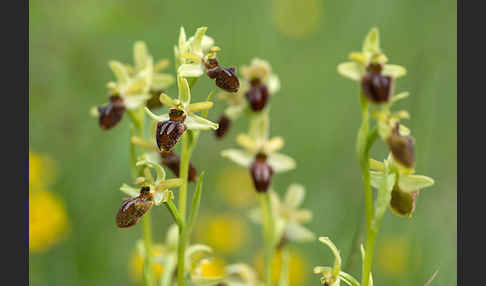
[390,186,419,217]
[206,58,240,93]
[116,186,154,228]
[215,114,231,139]
[98,95,126,130]
[245,78,270,112]
[146,89,165,110]
[160,151,197,182]
[249,153,273,193]
[361,64,392,103]
[156,108,187,152]
[386,124,415,168]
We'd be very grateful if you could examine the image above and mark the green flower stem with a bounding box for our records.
[142,213,155,286]
[357,94,379,286]
[278,245,290,286]
[260,192,275,286]
[129,110,155,286]
[175,82,209,286]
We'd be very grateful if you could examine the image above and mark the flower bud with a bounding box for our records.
[146,89,164,110]
[215,114,231,139]
[206,58,240,93]
[98,95,126,130]
[360,64,392,103]
[249,153,273,193]
[160,151,197,182]
[390,186,419,217]
[386,124,415,169]
[116,186,153,228]
[245,79,270,112]
[156,109,187,152]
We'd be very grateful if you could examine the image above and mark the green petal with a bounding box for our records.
[186,113,218,130]
[123,94,151,110]
[285,223,315,242]
[398,174,435,192]
[268,152,296,173]
[178,63,204,78]
[134,41,149,70]
[136,158,166,181]
[158,93,176,108]
[337,62,363,81]
[186,101,214,113]
[221,149,253,167]
[284,183,306,208]
[144,107,169,122]
[191,27,208,53]
[120,183,139,197]
[152,73,175,90]
[363,27,380,53]
[382,64,407,78]
[109,60,129,84]
[177,75,191,105]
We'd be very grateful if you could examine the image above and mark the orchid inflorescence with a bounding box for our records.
[92,25,437,286]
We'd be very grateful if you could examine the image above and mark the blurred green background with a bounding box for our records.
[29,0,456,285]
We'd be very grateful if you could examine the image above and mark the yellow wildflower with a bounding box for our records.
[130,246,165,282]
[217,167,257,208]
[199,258,226,278]
[29,191,68,252]
[255,248,309,286]
[29,150,56,192]
[376,235,411,277]
[196,213,249,255]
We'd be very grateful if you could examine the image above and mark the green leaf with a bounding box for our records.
[188,171,205,233]
[363,27,380,53]
[178,63,204,78]
[221,149,253,167]
[382,64,407,79]
[337,62,362,81]
[268,153,296,173]
[186,113,218,130]
[177,75,191,105]
[144,107,169,122]
[109,61,129,83]
[398,174,435,192]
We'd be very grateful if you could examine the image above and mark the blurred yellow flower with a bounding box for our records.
[29,150,56,192]
[376,235,411,277]
[255,248,309,286]
[199,258,226,278]
[217,167,256,208]
[29,191,68,252]
[130,246,165,282]
[195,213,249,255]
[272,0,323,38]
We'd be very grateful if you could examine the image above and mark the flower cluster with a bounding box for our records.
[213,58,280,139]
[92,42,175,130]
